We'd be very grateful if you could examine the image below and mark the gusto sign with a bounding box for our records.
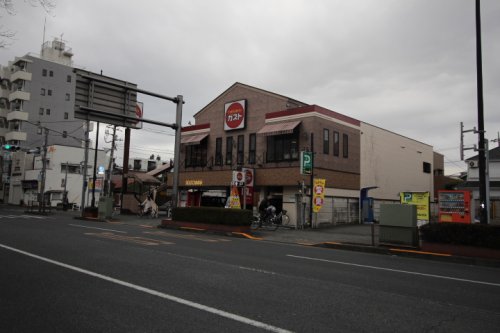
[224,100,246,131]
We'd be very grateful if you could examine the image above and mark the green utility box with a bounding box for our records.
[379,204,418,247]
[98,197,114,220]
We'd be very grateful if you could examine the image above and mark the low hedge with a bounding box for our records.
[420,222,500,249]
[172,207,253,226]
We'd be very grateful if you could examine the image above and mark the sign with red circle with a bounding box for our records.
[224,100,246,131]
[245,169,253,185]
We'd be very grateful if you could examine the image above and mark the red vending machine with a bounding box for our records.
[438,190,472,223]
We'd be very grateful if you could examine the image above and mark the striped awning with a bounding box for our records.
[257,120,301,136]
[181,133,209,145]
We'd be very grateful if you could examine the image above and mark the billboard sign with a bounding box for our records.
[224,100,246,131]
[400,191,430,222]
[74,69,139,128]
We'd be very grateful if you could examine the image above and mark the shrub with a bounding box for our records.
[172,207,252,226]
[420,223,500,249]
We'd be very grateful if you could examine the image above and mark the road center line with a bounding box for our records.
[0,243,292,333]
[287,254,500,287]
[69,224,127,234]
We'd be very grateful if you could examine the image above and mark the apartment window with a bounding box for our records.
[64,112,69,119]
[333,131,340,157]
[62,131,67,138]
[61,164,81,174]
[266,132,299,162]
[41,88,46,96]
[185,141,207,167]
[39,108,44,115]
[226,136,233,165]
[237,135,244,165]
[48,89,52,96]
[65,93,70,101]
[66,75,72,83]
[133,160,142,171]
[215,137,222,166]
[37,127,42,135]
[343,134,349,158]
[42,69,47,76]
[249,133,256,164]
[423,162,432,174]
[49,70,53,77]
[323,129,330,154]
[45,108,51,116]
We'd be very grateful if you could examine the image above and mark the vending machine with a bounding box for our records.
[438,190,472,223]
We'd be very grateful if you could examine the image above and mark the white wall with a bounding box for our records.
[360,123,434,201]
[23,145,108,207]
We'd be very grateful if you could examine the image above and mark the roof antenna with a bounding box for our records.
[41,16,47,57]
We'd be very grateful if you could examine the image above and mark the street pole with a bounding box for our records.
[107,125,116,198]
[80,120,90,217]
[63,161,68,210]
[39,128,49,213]
[309,132,314,228]
[91,122,100,207]
[172,95,183,209]
[475,0,488,224]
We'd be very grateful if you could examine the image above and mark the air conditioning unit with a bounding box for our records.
[468,160,478,168]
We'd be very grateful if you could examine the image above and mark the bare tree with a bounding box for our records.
[1,0,56,48]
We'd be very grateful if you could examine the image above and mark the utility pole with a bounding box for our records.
[91,122,100,207]
[39,127,49,213]
[107,125,117,198]
[80,120,90,216]
[309,132,314,228]
[63,161,69,210]
[475,0,488,224]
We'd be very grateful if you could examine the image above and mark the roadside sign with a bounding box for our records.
[313,178,326,213]
[300,151,312,175]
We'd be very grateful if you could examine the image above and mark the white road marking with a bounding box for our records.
[0,215,50,219]
[69,224,126,234]
[287,254,500,287]
[0,243,293,333]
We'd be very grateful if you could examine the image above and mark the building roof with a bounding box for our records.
[193,82,308,118]
[466,146,500,161]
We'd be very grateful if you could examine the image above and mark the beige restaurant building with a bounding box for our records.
[176,83,434,226]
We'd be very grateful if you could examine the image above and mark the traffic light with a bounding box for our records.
[2,144,20,151]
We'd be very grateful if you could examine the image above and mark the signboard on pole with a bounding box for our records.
[400,191,430,223]
[300,151,312,175]
[312,178,326,213]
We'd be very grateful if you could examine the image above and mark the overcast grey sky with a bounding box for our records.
[2,0,499,175]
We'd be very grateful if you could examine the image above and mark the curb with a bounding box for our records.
[314,241,500,268]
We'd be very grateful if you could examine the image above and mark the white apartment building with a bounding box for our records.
[10,144,108,207]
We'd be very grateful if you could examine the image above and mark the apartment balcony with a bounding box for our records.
[5,131,27,141]
[10,70,32,82]
[8,90,30,102]
[7,111,29,122]
[0,107,8,118]
[0,127,7,137]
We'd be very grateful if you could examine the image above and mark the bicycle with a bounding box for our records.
[138,204,158,218]
[250,209,289,231]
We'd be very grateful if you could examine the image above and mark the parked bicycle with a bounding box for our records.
[251,209,289,231]
[137,203,158,218]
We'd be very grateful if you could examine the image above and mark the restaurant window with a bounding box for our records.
[185,140,208,168]
[249,133,256,164]
[215,137,222,166]
[343,134,349,158]
[226,137,233,165]
[323,129,329,154]
[266,132,299,162]
[333,131,340,157]
[237,135,244,165]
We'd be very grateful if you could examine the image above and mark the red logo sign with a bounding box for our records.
[245,169,253,185]
[224,100,246,131]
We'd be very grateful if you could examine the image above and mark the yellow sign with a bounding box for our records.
[228,186,241,209]
[400,192,430,221]
[185,180,203,186]
[312,178,326,213]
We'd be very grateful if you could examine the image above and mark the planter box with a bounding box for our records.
[421,241,500,260]
[160,220,251,234]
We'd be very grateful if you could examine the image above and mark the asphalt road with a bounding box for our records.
[1,209,500,332]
